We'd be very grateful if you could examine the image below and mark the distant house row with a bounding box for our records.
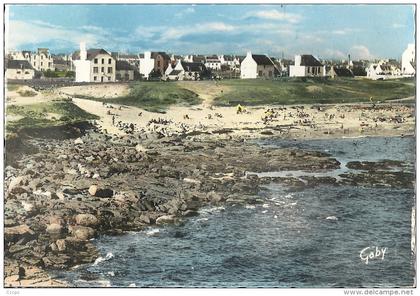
[5,43,415,82]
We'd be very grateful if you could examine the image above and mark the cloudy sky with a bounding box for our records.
[6,4,415,60]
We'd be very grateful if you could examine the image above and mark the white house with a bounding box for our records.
[240,52,277,79]
[5,60,35,80]
[31,48,54,72]
[74,42,91,82]
[164,60,207,81]
[366,60,401,80]
[139,51,155,79]
[8,49,54,72]
[402,44,415,76]
[164,62,184,81]
[219,55,241,69]
[205,55,222,70]
[289,55,326,77]
[73,42,116,83]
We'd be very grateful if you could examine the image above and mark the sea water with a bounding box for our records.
[55,136,415,288]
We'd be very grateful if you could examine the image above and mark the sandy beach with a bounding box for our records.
[70,97,415,139]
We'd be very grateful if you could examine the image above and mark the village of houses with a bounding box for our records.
[5,42,416,82]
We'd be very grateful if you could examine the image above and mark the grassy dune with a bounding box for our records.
[6,100,99,133]
[89,82,202,113]
[213,77,416,106]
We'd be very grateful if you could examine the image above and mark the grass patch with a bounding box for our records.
[213,77,416,106]
[6,100,99,133]
[6,84,20,92]
[86,82,202,112]
[17,89,37,97]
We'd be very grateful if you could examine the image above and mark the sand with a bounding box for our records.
[58,83,130,99]
[72,97,415,139]
[6,82,415,139]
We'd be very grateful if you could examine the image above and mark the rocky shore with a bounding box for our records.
[4,121,414,287]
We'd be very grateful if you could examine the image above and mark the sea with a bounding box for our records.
[55,136,416,288]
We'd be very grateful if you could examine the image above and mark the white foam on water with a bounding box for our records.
[92,252,114,266]
[107,271,115,277]
[262,210,268,214]
[262,203,270,208]
[146,228,160,236]
[326,216,338,221]
[195,217,209,223]
[199,206,225,214]
[245,205,256,209]
[129,283,136,287]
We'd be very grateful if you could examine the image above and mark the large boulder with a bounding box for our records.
[75,214,98,227]
[56,239,66,252]
[46,224,63,235]
[5,224,35,242]
[74,138,84,145]
[155,215,177,225]
[70,226,95,241]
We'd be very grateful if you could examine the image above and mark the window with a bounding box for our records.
[108,77,111,81]
[108,67,113,74]
[94,58,98,64]
[48,62,51,67]
[41,55,44,60]
[41,62,43,66]
[17,71,21,74]
[102,58,105,64]
[101,67,104,73]
[94,76,97,81]
[93,67,98,73]
[33,62,36,66]
[25,71,30,74]
[124,73,130,80]
[108,58,112,64]
[258,70,263,76]
[157,60,161,67]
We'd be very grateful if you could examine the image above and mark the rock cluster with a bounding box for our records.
[5,126,412,286]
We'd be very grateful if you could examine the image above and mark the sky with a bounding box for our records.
[5,4,416,60]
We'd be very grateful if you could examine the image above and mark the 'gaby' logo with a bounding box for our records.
[360,246,387,264]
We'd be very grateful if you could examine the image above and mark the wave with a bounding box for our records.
[146,228,160,236]
[199,206,225,214]
[326,216,338,221]
[92,252,114,266]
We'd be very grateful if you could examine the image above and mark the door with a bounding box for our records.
[101,76,104,82]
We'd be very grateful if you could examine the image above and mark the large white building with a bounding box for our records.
[74,42,116,83]
[8,48,54,72]
[289,55,326,77]
[402,44,415,76]
[139,51,155,79]
[240,52,276,79]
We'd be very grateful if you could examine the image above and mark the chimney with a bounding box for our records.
[295,55,301,66]
[145,51,151,59]
[80,42,87,61]
[246,51,252,58]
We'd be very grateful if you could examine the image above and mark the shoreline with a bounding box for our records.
[4,124,415,287]
[4,86,416,287]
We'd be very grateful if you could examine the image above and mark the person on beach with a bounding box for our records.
[236,104,245,114]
